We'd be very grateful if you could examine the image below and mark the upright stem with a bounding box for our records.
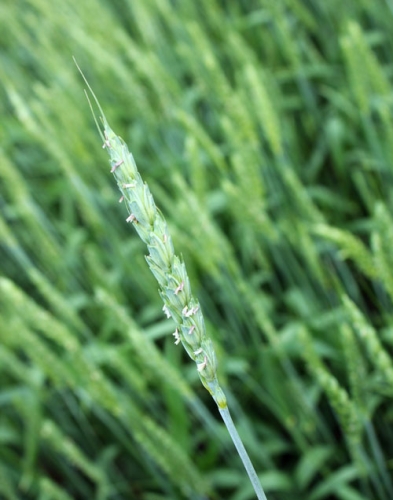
[218,405,268,500]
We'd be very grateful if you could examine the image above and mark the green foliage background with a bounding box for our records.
[1,0,393,499]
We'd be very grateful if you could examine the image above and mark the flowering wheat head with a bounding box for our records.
[77,64,267,498]
[84,88,227,409]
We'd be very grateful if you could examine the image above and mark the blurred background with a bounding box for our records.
[1,0,393,499]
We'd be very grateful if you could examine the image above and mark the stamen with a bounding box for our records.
[110,159,124,173]
[173,328,181,345]
[183,305,199,317]
[163,305,171,318]
[197,356,207,372]
[126,214,136,223]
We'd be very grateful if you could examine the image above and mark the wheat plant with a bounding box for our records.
[4,2,393,499]
[76,60,268,500]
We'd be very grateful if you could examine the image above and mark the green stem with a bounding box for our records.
[218,405,268,500]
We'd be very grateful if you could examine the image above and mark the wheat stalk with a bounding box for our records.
[75,59,267,500]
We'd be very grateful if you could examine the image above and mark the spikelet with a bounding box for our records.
[77,64,226,409]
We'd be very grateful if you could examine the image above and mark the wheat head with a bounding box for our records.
[90,100,227,409]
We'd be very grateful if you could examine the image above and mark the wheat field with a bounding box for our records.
[1,1,393,499]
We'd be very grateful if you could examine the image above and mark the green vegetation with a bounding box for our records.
[80,75,266,497]
[1,1,393,499]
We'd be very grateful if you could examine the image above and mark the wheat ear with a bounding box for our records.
[75,60,267,500]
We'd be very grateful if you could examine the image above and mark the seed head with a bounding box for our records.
[81,77,226,407]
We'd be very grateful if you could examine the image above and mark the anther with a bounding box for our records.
[126,214,136,223]
[163,305,171,318]
[174,282,184,295]
[188,325,195,335]
[173,328,181,345]
[197,356,207,372]
[182,305,199,317]
[110,159,124,173]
